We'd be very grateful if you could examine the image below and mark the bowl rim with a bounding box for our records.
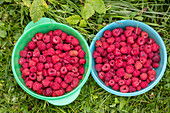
[11,22,92,100]
[90,20,167,96]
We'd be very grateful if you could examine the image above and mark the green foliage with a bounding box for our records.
[66,15,81,25]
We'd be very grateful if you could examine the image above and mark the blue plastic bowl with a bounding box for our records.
[90,20,167,96]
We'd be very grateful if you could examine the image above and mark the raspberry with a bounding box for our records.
[115,59,123,67]
[60,66,68,74]
[129,86,136,92]
[132,81,139,87]
[127,36,134,44]
[120,42,126,47]
[95,57,102,64]
[120,85,129,93]
[109,60,115,67]
[42,79,51,87]
[37,42,46,51]
[127,58,135,65]
[148,75,155,81]
[126,65,134,74]
[147,69,156,76]
[140,68,147,73]
[107,37,115,44]
[114,48,121,56]
[134,27,141,35]
[78,49,85,58]
[137,37,145,45]
[64,74,73,83]
[147,38,155,44]
[61,32,67,40]
[79,59,86,65]
[152,62,159,68]
[37,71,42,76]
[152,54,161,62]
[37,63,44,71]
[131,48,139,56]
[66,85,73,92]
[139,45,145,51]
[53,29,62,36]
[61,81,68,89]
[37,75,43,82]
[102,63,111,72]
[112,29,120,37]
[78,75,83,79]
[118,28,124,33]
[35,33,43,40]
[29,73,37,80]
[93,51,101,58]
[48,31,53,36]
[26,80,33,88]
[148,52,154,59]
[45,63,53,69]
[54,77,62,84]
[125,79,131,86]
[51,82,60,90]
[95,40,102,47]
[141,31,148,38]
[30,66,37,73]
[22,63,29,69]
[103,30,112,38]
[27,41,36,50]
[63,44,71,51]
[72,38,79,46]
[140,73,148,80]
[126,26,134,31]
[124,73,132,79]
[140,57,147,64]
[20,50,27,57]
[132,70,140,77]
[22,69,30,76]
[72,66,78,73]
[79,65,85,74]
[46,76,54,81]
[52,55,60,64]
[120,46,128,54]
[95,64,103,72]
[33,82,42,91]
[104,72,112,81]
[48,68,56,76]
[43,34,50,43]
[102,58,109,63]
[120,34,126,41]
[144,45,152,53]
[69,50,78,57]
[132,43,139,49]
[140,81,148,89]
[32,37,37,42]
[131,33,137,40]
[43,88,52,96]
[118,79,125,86]
[116,68,125,77]
[98,71,104,80]
[124,30,132,37]
[26,51,32,58]
[39,55,46,63]
[112,83,119,90]
[75,45,82,51]
[19,58,26,65]
[36,89,43,95]
[54,62,62,71]
[137,86,141,91]
[71,80,79,88]
[66,35,74,43]
[135,61,142,70]
[46,43,53,49]
[32,48,40,57]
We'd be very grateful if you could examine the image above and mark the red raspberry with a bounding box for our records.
[69,50,78,57]
[114,48,121,56]
[147,69,156,76]
[140,57,147,64]
[42,79,51,87]
[60,66,68,74]
[148,75,155,81]
[37,63,44,71]
[108,79,115,86]
[54,29,62,36]
[120,42,126,47]
[63,44,71,51]
[95,40,102,47]
[152,62,159,68]
[101,42,108,49]
[137,86,141,91]
[32,37,37,42]
[104,72,112,81]
[19,58,26,65]
[79,65,85,74]
[46,48,55,56]
[61,32,67,40]
[54,77,62,84]
[129,86,136,92]
[120,85,129,93]
[30,66,37,73]
[115,36,121,42]
[132,70,140,77]
[131,33,137,40]
[141,31,148,38]
[93,51,100,58]
[26,51,32,58]
[118,79,125,86]
[22,68,30,76]
[127,36,134,44]
[134,27,141,35]
[144,45,152,53]
[43,34,50,43]
[139,51,148,58]
[109,60,115,67]
[25,80,33,88]
[64,75,73,83]
[100,37,106,42]
[22,63,29,69]
[103,30,112,38]
[113,76,120,82]
[37,75,43,82]
[38,42,46,51]
[118,28,123,34]
[28,60,36,67]
[148,52,154,59]
[75,45,82,51]
[120,46,128,54]
[72,38,79,46]
[53,62,62,71]
[95,64,103,72]
[71,80,79,88]
[20,50,27,57]
[147,38,155,44]
[152,54,161,62]
[46,57,52,63]
[96,47,104,53]
[43,88,52,96]
[107,37,115,44]
[33,82,42,91]
[112,83,119,90]
[46,76,54,81]
[78,49,85,58]
[116,68,125,77]
[48,31,53,36]
[36,89,43,95]
[127,58,135,65]
[79,59,86,65]
[131,48,139,56]
[78,75,83,79]
[140,68,147,73]
[46,43,53,49]
[137,37,145,45]
[61,81,68,89]
[125,79,131,86]
[140,81,148,89]
[72,66,78,73]
[37,71,43,76]
[112,29,120,37]
[29,73,37,80]
[103,57,109,63]
[52,36,61,44]
[120,34,126,41]
[95,57,102,64]
[98,71,105,80]
[39,55,46,63]
[135,61,142,70]
[51,82,61,90]
[66,85,73,92]
[52,55,60,64]
[124,73,132,79]
[48,68,56,76]
[115,59,123,67]
[32,48,40,57]
[126,65,134,74]
[139,45,145,51]
[126,26,134,31]
[132,81,139,87]
[45,63,53,69]
[27,41,36,50]
[66,35,74,43]
[124,30,132,37]
[140,73,148,80]
[42,69,47,77]
[35,33,43,40]
[102,63,111,72]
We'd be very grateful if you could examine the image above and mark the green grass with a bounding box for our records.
[0,0,170,112]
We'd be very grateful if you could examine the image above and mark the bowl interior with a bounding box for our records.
[12,23,91,99]
[90,20,167,96]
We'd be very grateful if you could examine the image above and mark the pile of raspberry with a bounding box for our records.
[93,26,160,93]
[19,30,86,96]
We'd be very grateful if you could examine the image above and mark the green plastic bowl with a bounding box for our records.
[11,17,92,106]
